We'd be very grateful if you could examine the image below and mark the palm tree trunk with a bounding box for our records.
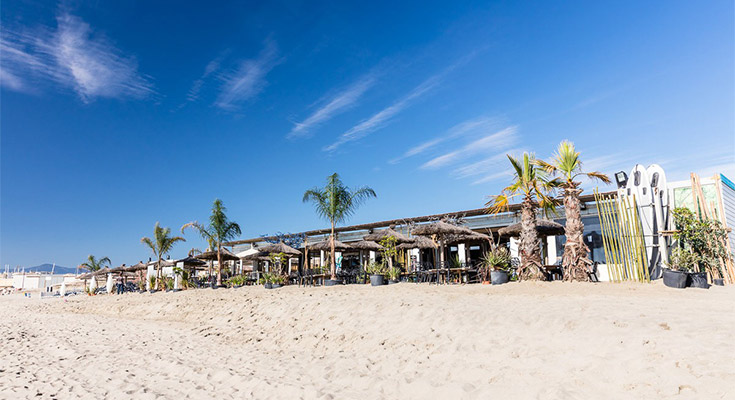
[156,258,162,290]
[519,196,544,280]
[330,221,337,280]
[216,245,222,286]
[562,187,591,281]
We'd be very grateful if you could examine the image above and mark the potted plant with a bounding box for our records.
[480,246,512,285]
[272,274,286,289]
[665,248,695,289]
[670,208,731,289]
[148,276,157,293]
[387,266,402,284]
[366,261,387,286]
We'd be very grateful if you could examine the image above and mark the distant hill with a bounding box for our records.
[23,263,79,274]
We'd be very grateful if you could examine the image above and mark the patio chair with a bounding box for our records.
[588,262,600,282]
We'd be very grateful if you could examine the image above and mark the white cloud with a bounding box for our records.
[0,14,153,101]
[186,53,227,103]
[288,75,376,139]
[421,126,518,169]
[323,71,446,152]
[390,116,499,164]
[215,39,280,111]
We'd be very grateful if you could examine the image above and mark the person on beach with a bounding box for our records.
[116,276,124,294]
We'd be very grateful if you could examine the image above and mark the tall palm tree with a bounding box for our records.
[141,222,186,288]
[182,199,241,286]
[537,140,610,281]
[80,255,111,272]
[303,173,376,281]
[486,153,559,280]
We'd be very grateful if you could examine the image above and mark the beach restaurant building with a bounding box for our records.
[228,191,610,278]
[227,172,735,282]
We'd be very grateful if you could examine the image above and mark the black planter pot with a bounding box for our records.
[662,268,688,289]
[272,284,282,289]
[370,274,385,286]
[172,289,182,292]
[490,270,509,285]
[324,279,340,286]
[687,272,710,289]
[148,289,157,293]
[388,279,399,285]
[264,283,273,289]
[713,278,724,286]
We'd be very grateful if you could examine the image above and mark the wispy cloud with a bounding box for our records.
[323,72,444,152]
[421,126,518,169]
[1,14,153,101]
[185,52,228,103]
[288,75,376,139]
[215,39,280,111]
[390,116,499,164]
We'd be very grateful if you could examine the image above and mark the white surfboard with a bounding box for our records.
[647,164,669,278]
[626,164,655,277]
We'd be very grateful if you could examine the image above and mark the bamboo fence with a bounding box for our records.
[594,189,650,283]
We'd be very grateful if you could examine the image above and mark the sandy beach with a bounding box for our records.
[1,282,733,399]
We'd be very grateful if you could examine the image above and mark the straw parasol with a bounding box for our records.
[412,221,476,237]
[175,256,207,268]
[498,219,564,238]
[397,236,437,250]
[124,261,148,272]
[345,240,385,271]
[309,239,353,251]
[195,248,240,261]
[412,221,478,273]
[241,251,271,261]
[363,227,413,243]
[349,240,385,251]
[445,230,491,244]
[92,267,111,276]
[258,242,301,257]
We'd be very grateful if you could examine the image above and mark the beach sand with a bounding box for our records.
[1,282,733,399]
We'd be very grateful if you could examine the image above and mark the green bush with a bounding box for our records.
[366,261,388,275]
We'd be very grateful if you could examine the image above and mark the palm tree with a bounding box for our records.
[141,222,186,289]
[303,173,376,281]
[182,199,241,287]
[80,255,111,272]
[486,153,559,280]
[537,140,610,281]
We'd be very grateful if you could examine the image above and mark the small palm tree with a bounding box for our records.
[80,255,111,272]
[537,140,610,281]
[182,199,241,287]
[303,173,376,280]
[486,153,559,280]
[141,222,186,289]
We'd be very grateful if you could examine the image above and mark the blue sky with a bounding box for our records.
[2,1,733,269]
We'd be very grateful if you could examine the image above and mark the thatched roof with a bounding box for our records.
[77,273,93,280]
[92,267,111,276]
[241,251,272,261]
[258,242,301,256]
[308,238,353,251]
[412,221,476,237]
[109,265,127,274]
[498,219,564,238]
[363,228,412,243]
[445,231,491,244]
[174,256,207,267]
[349,240,385,251]
[124,262,148,272]
[195,248,240,261]
[397,236,437,250]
